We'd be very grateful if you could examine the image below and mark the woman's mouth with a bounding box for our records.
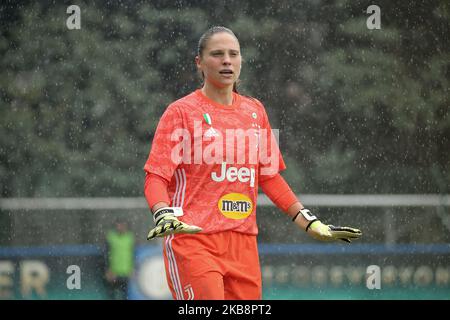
[219,70,234,78]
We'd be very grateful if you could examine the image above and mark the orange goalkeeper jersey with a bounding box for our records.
[144,89,286,235]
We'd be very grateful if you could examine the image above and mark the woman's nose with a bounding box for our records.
[223,54,231,64]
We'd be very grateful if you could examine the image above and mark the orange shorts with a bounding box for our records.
[163,231,262,300]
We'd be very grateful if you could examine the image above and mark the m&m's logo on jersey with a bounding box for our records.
[218,193,253,220]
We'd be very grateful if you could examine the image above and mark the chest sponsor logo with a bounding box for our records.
[211,162,255,187]
[218,193,253,220]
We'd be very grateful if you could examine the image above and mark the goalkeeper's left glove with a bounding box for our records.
[293,208,362,243]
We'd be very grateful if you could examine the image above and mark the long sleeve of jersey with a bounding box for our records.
[144,172,171,211]
[259,173,298,212]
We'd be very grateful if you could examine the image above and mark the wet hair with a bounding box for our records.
[197,26,240,93]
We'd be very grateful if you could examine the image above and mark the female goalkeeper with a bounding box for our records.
[143,26,361,300]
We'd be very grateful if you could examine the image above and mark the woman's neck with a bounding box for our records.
[201,83,234,106]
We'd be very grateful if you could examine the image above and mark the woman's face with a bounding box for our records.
[196,32,242,89]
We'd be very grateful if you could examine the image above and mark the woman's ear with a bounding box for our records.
[240,56,245,67]
[195,55,201,69]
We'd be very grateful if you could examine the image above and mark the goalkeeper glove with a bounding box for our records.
[293,208,362,243]
[147,207,202,240]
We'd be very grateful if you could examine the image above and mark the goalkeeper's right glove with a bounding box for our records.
[307,220,362,243]
[293,208,362,243]
[146,207,202,240]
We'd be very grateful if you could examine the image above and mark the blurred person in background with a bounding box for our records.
[104,218,135,300]
[143,26,362,300]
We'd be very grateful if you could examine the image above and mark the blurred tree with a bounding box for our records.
[308,0,450,193]
[0,0,448,197]
[0,2,208,196]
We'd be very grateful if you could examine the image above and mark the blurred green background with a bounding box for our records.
[0,0,449,300]
[1,0,449,197]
